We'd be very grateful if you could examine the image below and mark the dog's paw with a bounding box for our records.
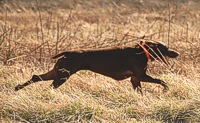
[163,86,169,93]
[15,84,23,91]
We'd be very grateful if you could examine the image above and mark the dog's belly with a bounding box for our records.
[81,52,136,80]
[109,71,134,80]
[88,69,134,80]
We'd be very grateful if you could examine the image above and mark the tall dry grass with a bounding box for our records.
[0,0,200,122]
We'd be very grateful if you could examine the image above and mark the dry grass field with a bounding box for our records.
[0,0,200,122]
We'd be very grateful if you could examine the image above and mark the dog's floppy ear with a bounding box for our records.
[144,41,158,48]
[148,43,156,48]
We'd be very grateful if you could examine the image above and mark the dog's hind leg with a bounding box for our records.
[50,56,82,89]
[14,59,62,91]
[15,68,56,91]
[50,70,71,89]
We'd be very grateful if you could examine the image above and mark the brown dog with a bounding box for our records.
[15,41,179,94]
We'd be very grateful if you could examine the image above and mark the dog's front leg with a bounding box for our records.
[140,74,169,92]
[130,76,143,95]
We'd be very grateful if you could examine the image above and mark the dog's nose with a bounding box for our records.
[167,49,179,58]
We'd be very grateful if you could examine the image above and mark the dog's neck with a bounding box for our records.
[140,43,151,61]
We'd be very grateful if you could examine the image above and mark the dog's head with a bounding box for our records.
[138,41,179,65]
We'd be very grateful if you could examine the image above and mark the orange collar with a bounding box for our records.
[140,43,151,60]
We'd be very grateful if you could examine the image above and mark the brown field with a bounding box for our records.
[0,0,200,122]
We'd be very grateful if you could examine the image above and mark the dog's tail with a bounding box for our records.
[52,52,70,59]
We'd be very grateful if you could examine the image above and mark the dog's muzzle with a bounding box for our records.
[166,49,179,58]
